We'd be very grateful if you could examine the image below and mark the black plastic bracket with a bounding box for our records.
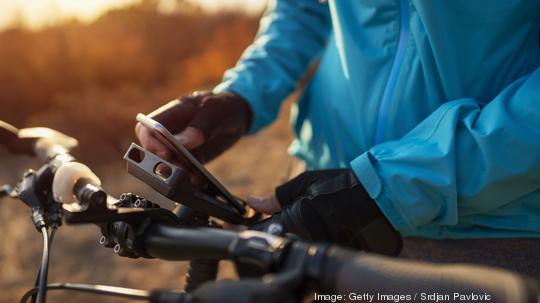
[123,143,259,225]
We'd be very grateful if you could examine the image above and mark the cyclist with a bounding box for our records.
[135,1,540,254]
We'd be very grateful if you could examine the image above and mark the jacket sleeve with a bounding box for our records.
[214,0,331,133]
[351,68,540,236]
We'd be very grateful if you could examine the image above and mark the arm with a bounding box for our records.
[214,0,331,133]
[352,68,540,236]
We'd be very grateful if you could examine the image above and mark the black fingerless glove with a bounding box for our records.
[252,169,402,256]
[149,91,253,162]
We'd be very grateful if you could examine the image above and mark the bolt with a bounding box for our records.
[113,244,121,254]
[266,223,284,236]
[99,236,108,245]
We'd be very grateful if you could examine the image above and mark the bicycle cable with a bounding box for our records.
[36,226,51,303]
[20,283,151,303]
[31,226,57,303]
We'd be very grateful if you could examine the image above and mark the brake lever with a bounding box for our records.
[18,127,78,161]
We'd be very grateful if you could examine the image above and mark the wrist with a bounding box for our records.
[275,169,402,254]
[218,91,253,134]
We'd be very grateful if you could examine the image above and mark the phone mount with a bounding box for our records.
[124,143,259,225]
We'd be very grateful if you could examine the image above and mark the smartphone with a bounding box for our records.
[136,113,245,214]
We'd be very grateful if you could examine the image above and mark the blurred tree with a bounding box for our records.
[0,1,259,166]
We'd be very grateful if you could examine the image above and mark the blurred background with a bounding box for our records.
[0,0,295,301]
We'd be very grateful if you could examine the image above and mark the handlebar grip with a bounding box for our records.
[321,247,538,303]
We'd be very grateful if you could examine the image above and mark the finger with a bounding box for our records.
[148,98,198,134]
[175,126,205,150]
[135,123,172,159]
[148,92,212,134]
[246,195,282,214]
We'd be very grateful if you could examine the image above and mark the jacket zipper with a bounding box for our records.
[373,0,410,145]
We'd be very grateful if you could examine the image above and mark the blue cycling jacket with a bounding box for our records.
[214,0,540,238]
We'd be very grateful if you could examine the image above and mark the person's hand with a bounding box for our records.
[249,169,402,256]
[247,170,349,214]
[134,91,252,163]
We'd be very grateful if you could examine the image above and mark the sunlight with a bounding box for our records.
[0,0,266,30]
[0,0,139,29]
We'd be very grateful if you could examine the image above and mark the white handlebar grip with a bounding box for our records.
[52,162,101,204]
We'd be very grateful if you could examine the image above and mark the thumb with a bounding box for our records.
[246,195,282,214]
[175,126,205,150]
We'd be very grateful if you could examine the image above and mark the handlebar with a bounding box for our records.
[320,247,539,303]
[133,222,540,303]
[143,225,236,260]
[126,222,540,303]
[2,120,539,303]
[141,223,289,274]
